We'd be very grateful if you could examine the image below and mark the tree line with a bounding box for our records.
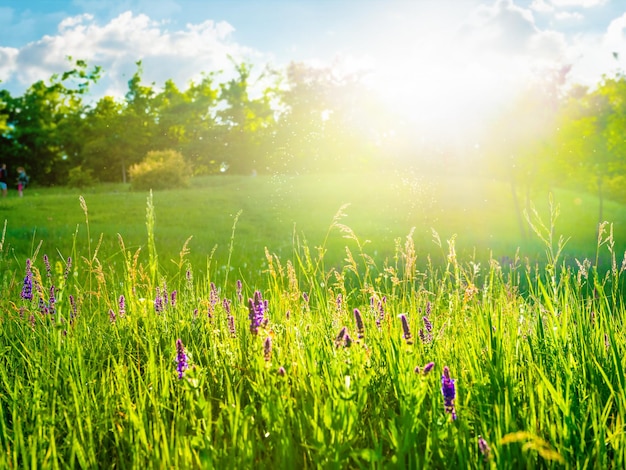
[1,57,625,219]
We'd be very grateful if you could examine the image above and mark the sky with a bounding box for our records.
[1,0,626,139]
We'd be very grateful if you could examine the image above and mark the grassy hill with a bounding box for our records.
[1,171,625,282]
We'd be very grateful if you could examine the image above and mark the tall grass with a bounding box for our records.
[0,192,624,468]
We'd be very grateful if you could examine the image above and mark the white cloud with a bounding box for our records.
[550,0,608,7]
[1,11,261,98]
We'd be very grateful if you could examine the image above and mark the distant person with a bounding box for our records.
[16,167,29,197]
[0,163,7,197]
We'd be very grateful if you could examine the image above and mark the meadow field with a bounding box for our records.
[0,172,625,468]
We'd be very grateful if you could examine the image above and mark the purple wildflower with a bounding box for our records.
[222,298,231,315]
[170,290,177,308]
[210,282,219,308]
[336,293,343,311]
[354,308,365,340]
[64,257,72,280]
[43,254,51,278]
[419,315,433,344]
[154,287,164,314]
[277,366,286,376]
[344,333,353,348]
[335,326,347,348]
[236,280,243,303]
[227,314,236,338]
[176,339,188,379]
[21,261,33,301]
[423,361,435,375]
[118,295,126,317]
[375,296,386,330]
[441,366,457,420]
[399,314,413,344]
[38,297,46,314]
[248,290,267,335]
[69,295,77,324]
[49,285,56,315]
[478,435,490,460]
[264,336,272,362]
[109,308,116,323]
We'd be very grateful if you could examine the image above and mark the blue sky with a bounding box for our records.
[1,0,625,137]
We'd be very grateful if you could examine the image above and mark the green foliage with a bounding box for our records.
[0,192,625,468]
[66,165,97,188]
[129,149,191,191]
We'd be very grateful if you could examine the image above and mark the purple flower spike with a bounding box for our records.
[335,326,347,348]
[49,285,56,315]
[170,290,177,307]
[441,366,457,420]
[176,339,188,379]
[277,366,286,376]
[118,295,126,317]
[109,308,116,323]
[423,362,435,375]
[43,254,51,278]
[236,280,243,303]
[478,435,490,459]
[399,314,413,344]
[264,336,272,362]
[354,308,365,339]
[248,290,267,335]
[21,261,33,301]
[227,314,236,338]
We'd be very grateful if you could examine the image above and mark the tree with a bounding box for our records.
[557,74,626,227]
[0,59,100,185]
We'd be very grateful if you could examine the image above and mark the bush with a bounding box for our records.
[129,150,191,191]
[67,165,97,189]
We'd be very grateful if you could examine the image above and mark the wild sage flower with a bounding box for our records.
[109,308,116,323]
[354,308,365,340]
[236,280,243,303]
[419,316,433,344]
[170,290,177,307]
[441,366,457,420]
[49,285,56,315]
[335,326,347,347]
[277,366,286,376]
[176,339,188,379]
[69,294,77,324]
[227,314,236,338]
[248,290,267,335]
[478,435,491,459]
[43,254,51,278]
[21,260,33,301]
[336,293,343,311]
[154,287,164,314]
[63,257,72,280]
[399,314,413,344]
[302,292,309,304]
[375,296,386,330]
[264,336,272,362]
[118,295,126,317]
[422,361,435,375]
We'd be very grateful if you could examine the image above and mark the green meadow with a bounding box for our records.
[0,172,625,468]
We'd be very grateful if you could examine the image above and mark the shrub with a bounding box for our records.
[67,165,97,189]
[129,149,191,191]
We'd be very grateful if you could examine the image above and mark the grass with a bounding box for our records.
[0,171,625,468]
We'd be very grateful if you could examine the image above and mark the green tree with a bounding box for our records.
[557,74,626,226]
[0,59,100,185]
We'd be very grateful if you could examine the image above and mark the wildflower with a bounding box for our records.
[109,308,116,323]
[43,254,51,278]
[210,282,219,307]
[354,308,365,339]
[154,287,164,314]
[223,298,231,315]
[118,295,126,317]
[399,313,413,344]
[176,339,188,379]
[423,361,435,375]
[227,314,236,338]
[335,326,347,347]
[277,366,286,376]
[376,296,386,330]
[63,257,72,280]
[478,435,490,460]
[21,260,33,301]
[441,366,457,420]
[236,279,243,303]
[248,290,267,335]
[302,292,309,304]
[170,290,177,307]
[69,295,77,324]
[162,282,169,307]
[49,285,56,315]
[336,293,343,311]
[419,316,433,344]
[264,336,272,362]
[344,333,353,348]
